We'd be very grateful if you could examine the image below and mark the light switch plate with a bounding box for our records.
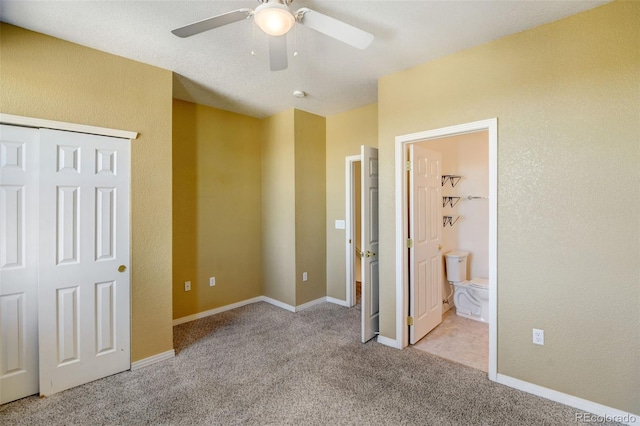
[209,277,215,287]
[335,220,345,229]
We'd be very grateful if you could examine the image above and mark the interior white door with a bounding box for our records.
[0,125,40,404]
[361,145,379,343]
[38,129,130,396]
[409,144,443,344]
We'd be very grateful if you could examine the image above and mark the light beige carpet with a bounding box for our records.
[0,302,621,425]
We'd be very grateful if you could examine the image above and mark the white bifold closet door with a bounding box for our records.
[0,125,131,403]
[0,125,40,404]
[37,128,131,396]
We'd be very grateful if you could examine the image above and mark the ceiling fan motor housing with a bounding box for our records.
[254,0,296,36]
[258,0,294,5]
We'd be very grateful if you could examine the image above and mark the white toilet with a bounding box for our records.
[444,251,489,323]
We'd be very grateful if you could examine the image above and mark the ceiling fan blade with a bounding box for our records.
[296,8,374,50]
[269,35,288,71]
[172,9,252,38]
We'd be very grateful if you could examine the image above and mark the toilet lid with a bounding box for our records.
[469,277,489,288]
[445,250,469,258]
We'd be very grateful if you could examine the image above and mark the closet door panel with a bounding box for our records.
[38,128,130,397]
[0,124,40,404]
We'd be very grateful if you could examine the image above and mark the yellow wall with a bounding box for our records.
[325,104,378,300]
[7,3,637,412]
[294,110,326,305]
[261,110,297,306]
[0,24,174,361]
[260,109,327,307]
[172,100,263,319]
[378,2,639,414]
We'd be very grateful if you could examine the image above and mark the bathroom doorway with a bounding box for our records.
[395,119,497,379]
[412,131,489,371]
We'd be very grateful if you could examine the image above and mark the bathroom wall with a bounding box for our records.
[421,131,489,285]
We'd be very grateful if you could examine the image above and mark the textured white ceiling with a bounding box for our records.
[1,0,608,118]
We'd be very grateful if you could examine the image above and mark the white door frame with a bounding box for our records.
[345,155,361,308]
[394,118,498,381]
[0,114,138,140]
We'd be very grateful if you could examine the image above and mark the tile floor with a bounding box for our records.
[355,282,487,372]
[412,308,489,372]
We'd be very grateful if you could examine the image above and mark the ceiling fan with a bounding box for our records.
[171,0,374,71]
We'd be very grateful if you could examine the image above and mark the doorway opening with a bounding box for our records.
[411,131,489,372]
[345,146,379,343]
[394,119,497,380]
[345,155,361,309]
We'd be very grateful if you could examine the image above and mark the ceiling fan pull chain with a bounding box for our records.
[293,24,298,57]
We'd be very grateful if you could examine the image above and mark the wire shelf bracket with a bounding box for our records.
[443,215,461,227]
[442,196,461,208]
[441,175,462,187]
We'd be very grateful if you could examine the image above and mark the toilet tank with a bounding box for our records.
[445,251,468,283]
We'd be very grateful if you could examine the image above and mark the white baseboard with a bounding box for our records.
[130,349,175,371]
[496,374,639,425]
[259,296,296,312]
[377,335,402,349]
[172,295,352,327]
[326,296,350,307]
[295,297,326,312]
[173,297,264,326]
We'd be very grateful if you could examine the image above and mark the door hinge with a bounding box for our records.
[406,161,412,171]
[407,238,413,248]
[407,316,414,326]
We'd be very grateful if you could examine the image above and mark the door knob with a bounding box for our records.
[118,265,127,273]
[365,251,376,258]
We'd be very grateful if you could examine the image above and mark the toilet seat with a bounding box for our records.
[469,277,488,289]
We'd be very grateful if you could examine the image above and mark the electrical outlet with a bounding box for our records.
[302,272,308,282]
[533,328,544,345]
[184,281,191,292]
[209,277,215,287]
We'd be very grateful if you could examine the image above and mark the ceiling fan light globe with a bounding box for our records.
[254,3,295,36]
